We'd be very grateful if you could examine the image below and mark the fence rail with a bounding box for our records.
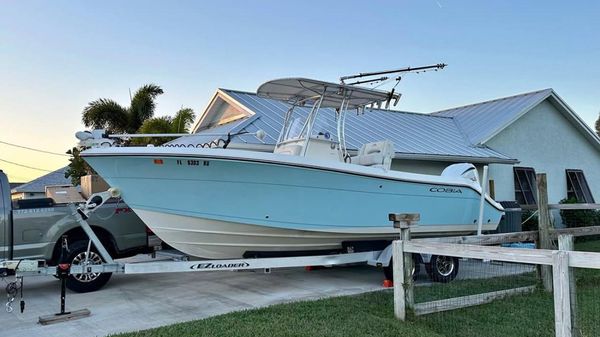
[521,203,600,210]
[394,236,600,337]
[412,285,536,316]
[390,173,600,337]
[412,226,600,246]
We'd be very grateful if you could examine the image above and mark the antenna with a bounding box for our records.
[345,76,388,86]
[340,63,447,84]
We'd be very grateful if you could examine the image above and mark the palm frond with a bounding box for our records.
[82,98,128,132]
[133,116,173,146]
[129,84,164,132]
[170,108,196,133]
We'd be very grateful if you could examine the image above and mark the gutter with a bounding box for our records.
[392,152,519,165]
[226,143,519,165]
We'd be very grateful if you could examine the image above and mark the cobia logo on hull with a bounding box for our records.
[190,262,251,270]
[429,187,463,193]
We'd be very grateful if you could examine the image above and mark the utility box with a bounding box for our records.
[45,185,86,204]
[81,175,110,198]
[496,201,522,233]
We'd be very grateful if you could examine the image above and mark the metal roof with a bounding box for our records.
[172,89,516,163]
[11,166,72,193]
[432,89,553,145]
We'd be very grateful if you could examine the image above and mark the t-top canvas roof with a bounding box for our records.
[257,78,397,109]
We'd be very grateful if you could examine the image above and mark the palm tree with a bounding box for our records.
[134,108,196,145]
[70,85,196,185]
[81,84,164,133]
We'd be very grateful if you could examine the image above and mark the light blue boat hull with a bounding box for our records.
[83,149,504,258]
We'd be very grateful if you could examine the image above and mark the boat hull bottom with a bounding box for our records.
[135,209,497,259]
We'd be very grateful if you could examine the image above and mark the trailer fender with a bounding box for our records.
[367,244,393,267]
[367,244,431,267]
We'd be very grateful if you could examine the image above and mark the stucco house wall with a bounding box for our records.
[391,159,452,175]
[486,99,600,204]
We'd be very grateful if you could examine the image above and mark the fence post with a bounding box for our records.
[558,235,579,337]
[390,213,420,320]
[392,240,406,320]
[536,173,554,291]
[552,250,572,337]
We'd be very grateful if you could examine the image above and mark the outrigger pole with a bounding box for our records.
[340,63,447,85]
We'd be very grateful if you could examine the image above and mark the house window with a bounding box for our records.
[566,169,594,203]
[514,167,537,205]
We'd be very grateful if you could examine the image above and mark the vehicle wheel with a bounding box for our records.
[426,255,459,283]
[383,255,420,281]
[65,240,112,293]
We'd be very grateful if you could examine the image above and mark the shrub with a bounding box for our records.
[559,197,600,228]
[521,210,539,232]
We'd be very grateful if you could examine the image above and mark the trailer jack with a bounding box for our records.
[38,237,90,325]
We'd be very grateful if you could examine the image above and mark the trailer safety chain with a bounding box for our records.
[5,276,23,313]
[5,296,13,313]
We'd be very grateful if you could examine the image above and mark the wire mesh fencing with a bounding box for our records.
[573,238,600,337]
[407,238,551,337]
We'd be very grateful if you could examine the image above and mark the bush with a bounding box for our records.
[559,197,600,228]
[521,210,539,231]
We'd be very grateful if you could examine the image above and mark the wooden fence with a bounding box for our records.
[393,234,600,337]
[391,173,600,337]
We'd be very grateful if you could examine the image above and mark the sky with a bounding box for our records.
[1,1,599,182]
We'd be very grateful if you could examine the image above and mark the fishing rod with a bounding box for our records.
[340,63,447,84]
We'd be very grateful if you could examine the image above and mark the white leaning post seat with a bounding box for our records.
[351,140,394,170]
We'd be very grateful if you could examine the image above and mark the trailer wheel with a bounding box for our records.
[425,255,459,283]
[65,240,112,293]
[383,255,420,281]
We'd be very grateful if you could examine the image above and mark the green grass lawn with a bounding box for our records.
[113,240,600,337]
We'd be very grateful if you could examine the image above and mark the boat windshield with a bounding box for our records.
[280,107,337,143]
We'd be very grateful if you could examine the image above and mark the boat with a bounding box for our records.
[81,77,504,259]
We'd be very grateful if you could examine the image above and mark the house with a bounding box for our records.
[171,87,600,208]
[11,166,72,200]
[9,182,24,190]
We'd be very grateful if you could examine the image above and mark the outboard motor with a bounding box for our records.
[441,163,480,184]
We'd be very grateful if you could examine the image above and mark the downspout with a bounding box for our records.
[477,165,489,235]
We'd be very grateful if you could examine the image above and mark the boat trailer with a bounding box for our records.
[0,188,395,323]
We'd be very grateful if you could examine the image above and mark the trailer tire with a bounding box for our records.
[383,255,420,281]
[65,240,112,293]
[425,255,459,283]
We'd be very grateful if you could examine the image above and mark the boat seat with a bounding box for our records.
[274,144,303,156]
[350,140,394,170]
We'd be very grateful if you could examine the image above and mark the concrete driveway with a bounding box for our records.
[2,255,534,337]
[2,260,385,337]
